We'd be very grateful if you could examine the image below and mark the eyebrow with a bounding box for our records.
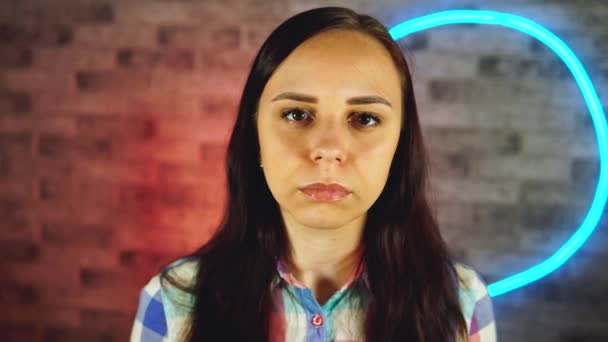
[271,92,393,108]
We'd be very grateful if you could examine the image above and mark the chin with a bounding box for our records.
[297,210,354,229]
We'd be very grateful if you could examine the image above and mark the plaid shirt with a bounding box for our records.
[130,257,496,341]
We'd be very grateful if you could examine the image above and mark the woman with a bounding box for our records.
[130,6,496,342]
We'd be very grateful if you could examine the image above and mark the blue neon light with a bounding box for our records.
[389,10,608,297]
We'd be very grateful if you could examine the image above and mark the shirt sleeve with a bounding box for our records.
[469,293,496,342]
[130,275,169,342]
[466,271,497,342]
[454,262,498,342]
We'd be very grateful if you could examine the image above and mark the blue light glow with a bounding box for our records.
[389,10,607,297]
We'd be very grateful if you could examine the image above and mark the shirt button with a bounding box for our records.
[311,313,323,326]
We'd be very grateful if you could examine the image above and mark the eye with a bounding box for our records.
[280,108,382,128]
[281,108,311,123]
[351,112,382,128]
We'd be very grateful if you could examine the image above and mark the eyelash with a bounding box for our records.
[280,107,383,128]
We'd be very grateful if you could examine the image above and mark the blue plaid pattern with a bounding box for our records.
[129,258,496,341]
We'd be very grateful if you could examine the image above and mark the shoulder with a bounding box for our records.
[130,257,199,342]
[162,256,199,292]
[453,262,497,341]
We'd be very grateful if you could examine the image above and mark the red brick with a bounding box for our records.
[0,304,79,328]
[75,70,153,92]
[0,22,73,47]
[40,221,113,248]
[158,161,223,184]
[35,45,117,71]
[43,324,119,342]
[0,46,33,68]
[199,142,226,164]
[0,2,113,25]
[116,47,195,70]
[5,260,79,289]
[154,115,234,143]
[80,308,133,332]
[32,91,132,115]
[75,114,157,140]
[0,115,76,135]
[157,25,207,47]
[0,240,39,263]
[0,90,31,113]
[39,284,140,312]
[112,1,210,26]
[113,217,213,254]
[159,181,197,208]
[0,322,38,342]
[117,182,159,211]
[0,176,35,199]
[73,24,157,48]
[0,282,38,305]
[118,248,174,270]
[114,139,200,164]
[74,158,159,183]
[33,176,117,222]
[0,205,32,241]
[38,133,112,159]
[79,267,148,289]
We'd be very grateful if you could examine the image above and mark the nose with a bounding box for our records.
[311,146,344,165]
[309,121,347,166]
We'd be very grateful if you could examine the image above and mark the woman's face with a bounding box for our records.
[256,29,403,230]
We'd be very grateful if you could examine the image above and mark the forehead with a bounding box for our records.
[261,29,402,102]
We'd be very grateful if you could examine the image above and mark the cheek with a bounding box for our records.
[258,117,303,156]
[357,136,399,193]
[260,135,301,178]
[258,128,301,197]
[361,133,397,166]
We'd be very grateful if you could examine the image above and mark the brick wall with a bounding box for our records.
[0,0,606,341]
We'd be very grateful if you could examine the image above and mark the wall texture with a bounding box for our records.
[0,0,606,341]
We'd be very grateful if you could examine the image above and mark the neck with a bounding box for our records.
[281,212,366,304]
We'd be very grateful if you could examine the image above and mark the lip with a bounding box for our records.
[298,182,352,202]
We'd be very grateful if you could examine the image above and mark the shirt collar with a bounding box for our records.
[271,253,370,291]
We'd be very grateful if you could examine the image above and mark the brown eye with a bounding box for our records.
[352,112,381,128]
[281,108,311,122]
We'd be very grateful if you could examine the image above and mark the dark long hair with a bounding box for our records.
[160,6,467,341]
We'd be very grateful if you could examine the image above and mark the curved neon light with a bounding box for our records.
[389,10,607,297]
